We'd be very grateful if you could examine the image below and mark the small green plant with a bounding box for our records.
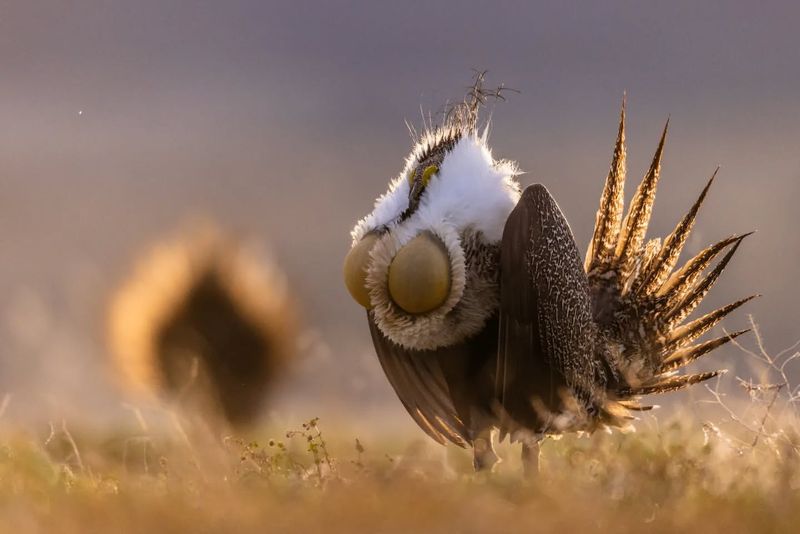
[223,418,338,486]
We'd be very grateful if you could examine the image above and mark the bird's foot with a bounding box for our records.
[472,436,501,472]
[521,439,541,478]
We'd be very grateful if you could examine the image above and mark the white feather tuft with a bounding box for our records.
[352,133,520,244]
[349,132,521,350]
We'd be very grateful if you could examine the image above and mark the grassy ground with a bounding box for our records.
[1,324,797,533]
[0,405,798,534]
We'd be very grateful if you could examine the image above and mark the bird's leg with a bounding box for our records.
[472,427,500,472]
[520,435,542,477]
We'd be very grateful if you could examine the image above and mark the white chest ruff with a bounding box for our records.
[351,134,521,351]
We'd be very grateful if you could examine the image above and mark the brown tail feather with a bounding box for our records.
[658,233,750,302]
[664,295,760,350]
[598,401,637,428]
[617,400,655,411]
[621,371,722,396]
[586,98,627,273]
[664,238,746,326]
[615,120,669,279]
[632,170,717,296]
[661,329,750,372]
[627,238,661,294]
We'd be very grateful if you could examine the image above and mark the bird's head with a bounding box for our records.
[344,76,521,350]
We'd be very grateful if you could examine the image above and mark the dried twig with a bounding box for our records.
[700,316,800,457]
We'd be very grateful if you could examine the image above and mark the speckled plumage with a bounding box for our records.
[498,184,609,437]
[347,82,755,471]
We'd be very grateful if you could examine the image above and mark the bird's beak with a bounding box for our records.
[408,180,424,206]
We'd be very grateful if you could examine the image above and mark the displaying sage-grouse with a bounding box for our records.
[343,78,755,473]
[110,223,297,428]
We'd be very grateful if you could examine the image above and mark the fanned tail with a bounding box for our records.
[585,100,756,415]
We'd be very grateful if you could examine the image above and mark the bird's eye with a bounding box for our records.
[421,165,439,187]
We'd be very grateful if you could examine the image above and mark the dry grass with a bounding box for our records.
[2,320,799,533]
[0,411,797,533]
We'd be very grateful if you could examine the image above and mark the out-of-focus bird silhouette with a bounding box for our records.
[109,222,297,428]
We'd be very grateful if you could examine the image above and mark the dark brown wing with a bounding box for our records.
[497,185,606,434]
[367,312,498,447]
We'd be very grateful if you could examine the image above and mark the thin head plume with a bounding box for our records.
[411,72,517,163]
[480,119,493,143]
[586,94,627,272]
[444,70,519,135]
[418,103,433,133]
[404,118,419,143]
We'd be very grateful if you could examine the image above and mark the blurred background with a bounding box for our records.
[0,1,797,431]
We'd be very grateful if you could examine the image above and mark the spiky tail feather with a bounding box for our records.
[584,100,756,415]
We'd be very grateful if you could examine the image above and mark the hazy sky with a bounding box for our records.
[0,1,798,426]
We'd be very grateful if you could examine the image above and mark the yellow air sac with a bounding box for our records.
[388,233,451,314]
[343,234,378,308]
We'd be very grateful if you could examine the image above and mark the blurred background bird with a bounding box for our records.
[109,222,297,429]
[344,74,755,473]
